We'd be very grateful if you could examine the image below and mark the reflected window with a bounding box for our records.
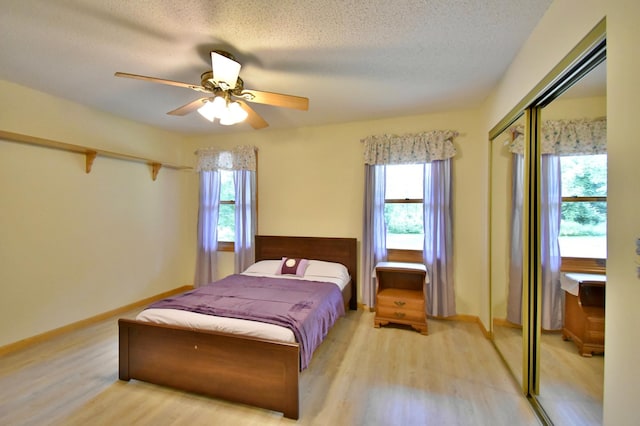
[559,154,607,259]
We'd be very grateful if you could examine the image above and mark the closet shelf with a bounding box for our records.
[0,130,192,180]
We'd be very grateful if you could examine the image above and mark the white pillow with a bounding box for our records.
[243,260,280,275]
[304,260,350,281]
[243,259,350,281]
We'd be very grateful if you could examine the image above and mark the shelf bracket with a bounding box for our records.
[85,151,97,174]
[151,162,162,181]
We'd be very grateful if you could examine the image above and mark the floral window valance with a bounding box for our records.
[362,130,458,165]
[509,117,606,156]
[195,145,257,172]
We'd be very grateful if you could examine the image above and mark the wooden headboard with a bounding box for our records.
[254,235,357,310]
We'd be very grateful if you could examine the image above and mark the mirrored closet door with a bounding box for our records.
[489,20,606,426]
[535,59,606,425]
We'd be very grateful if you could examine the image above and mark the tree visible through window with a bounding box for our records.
[384,164,424,250]
[559,154,607,259]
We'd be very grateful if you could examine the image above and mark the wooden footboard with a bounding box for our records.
[119,319,300,419]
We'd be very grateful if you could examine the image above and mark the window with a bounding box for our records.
[218,170,235,249]
[559,154,607,260]
[384,164,424,251]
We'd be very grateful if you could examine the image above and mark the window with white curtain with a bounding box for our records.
[361,130,457,315]
[508,117,607,273]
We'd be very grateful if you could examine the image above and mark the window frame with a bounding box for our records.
[559,194,607,273]
[216,170,236,252]
[217,199,235,252]
[216,153,258,252]
[384,172,424,260]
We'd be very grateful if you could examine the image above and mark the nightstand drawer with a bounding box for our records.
[377,288,424,311]
[377,306,425,322]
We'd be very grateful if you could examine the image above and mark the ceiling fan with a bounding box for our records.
[115,50,309,129]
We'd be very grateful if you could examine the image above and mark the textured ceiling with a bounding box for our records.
[0,0,554,135]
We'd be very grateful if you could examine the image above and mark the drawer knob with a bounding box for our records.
[394,300,406,307]
[394,312,406,318]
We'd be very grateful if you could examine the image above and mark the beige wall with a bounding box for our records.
[0,81,196,347]
[0,79,489,348]
[186,108,488,318]
[486,0,640,423]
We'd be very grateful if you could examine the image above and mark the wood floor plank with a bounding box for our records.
[0,309,539,425]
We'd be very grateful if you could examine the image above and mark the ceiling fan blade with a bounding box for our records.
[114,72,208,93]
[166,98,208,116]
[237,101,269,129]
[239,89,309,111]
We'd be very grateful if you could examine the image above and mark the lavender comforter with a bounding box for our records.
[148,274,345,370]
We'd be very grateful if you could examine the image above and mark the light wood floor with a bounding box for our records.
[0,309,539,426]
[493,325,604,425]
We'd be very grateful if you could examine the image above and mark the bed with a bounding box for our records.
[118,235,357,419]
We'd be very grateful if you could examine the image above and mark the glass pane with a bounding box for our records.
[218,204,235,242]
[220,170,234,201]
[560,154,607,197]
[385,164,423,199]
[384,203,424,250]
[559,201,607,258]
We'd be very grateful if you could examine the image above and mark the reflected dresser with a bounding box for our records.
[561,273,606,357]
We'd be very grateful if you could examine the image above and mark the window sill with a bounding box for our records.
[387,249,423,263]
[217,241,234,252]
[560,257,606,274]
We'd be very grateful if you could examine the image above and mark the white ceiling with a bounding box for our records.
[0,0,554,135]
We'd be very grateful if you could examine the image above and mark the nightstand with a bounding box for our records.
[374,261,428,335]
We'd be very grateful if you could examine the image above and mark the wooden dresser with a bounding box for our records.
[561,273,605,357]
[374,262,428,335]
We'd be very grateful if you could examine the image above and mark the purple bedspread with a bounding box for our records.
[148,274,345,370]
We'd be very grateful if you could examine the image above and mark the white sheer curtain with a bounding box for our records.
[195,145,257,285]
[423,160,456,317]
[540,155,563,330]
[362,164,387,308]
[362,130,458,314]
[234,169,256,273]
[507,154,563,329]
[194,170,221,287]
[507,155,524,324]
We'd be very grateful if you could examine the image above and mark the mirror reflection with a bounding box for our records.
[491,114,525,388]
[536,59,606,425]
[490,57,606,425]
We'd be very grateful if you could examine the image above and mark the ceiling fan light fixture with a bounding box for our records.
[219,101,248,126]
[211,51,241,90]
[197,96,226,121]
[230,101,248,122]
[197,98,217,121]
